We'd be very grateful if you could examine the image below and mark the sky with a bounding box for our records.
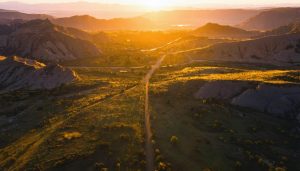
[0,0,300,7]
[0,0,299,17]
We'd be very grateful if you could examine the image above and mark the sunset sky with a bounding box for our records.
[0,0,300,8]
[0,0,299,17]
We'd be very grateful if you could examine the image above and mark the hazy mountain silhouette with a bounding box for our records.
[53,15,157,31]
[0,8,52,25]
[239,8,300,30]
[0,1,144,18]
[193,23,259,39]
[143,9,262,28]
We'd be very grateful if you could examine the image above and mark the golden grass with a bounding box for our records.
[192,70,299,84]
[162,66,300,84]
[63,132,82,140]
[151,66,300,94]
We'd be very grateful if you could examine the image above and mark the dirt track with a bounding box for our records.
[144,55,166,171]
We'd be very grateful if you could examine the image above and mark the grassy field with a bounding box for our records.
[0,67,148,170]
[149,62,300,171]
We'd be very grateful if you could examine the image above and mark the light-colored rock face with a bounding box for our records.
[232,84,300,118]
[0,56,79,92]
[0,19,101,62]
[188,33,300,66]
[194,81,253,100]
[195,81,300,120]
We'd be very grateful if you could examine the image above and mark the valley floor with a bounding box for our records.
[0,61,300,171]
[149,62,300,171]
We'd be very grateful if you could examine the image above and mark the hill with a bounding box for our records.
[53,15,156,31]
[257,22,300,37]
[177,33,300,65]
[239,8,300,30]
[0,19,101,62]
[0,56,78,92]
[0,8,52,21]
[193,23,259,39]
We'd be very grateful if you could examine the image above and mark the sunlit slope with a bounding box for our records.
[171,33,300,66]
[152,64,300,90]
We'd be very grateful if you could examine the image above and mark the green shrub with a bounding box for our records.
[157,162,168,171]
[274,167,286,171]
[170,136,178,145]
[235,161,242,167]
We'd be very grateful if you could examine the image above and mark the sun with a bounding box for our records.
[144,0,167,10]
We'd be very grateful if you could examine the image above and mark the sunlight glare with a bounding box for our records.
[143,0,167,10]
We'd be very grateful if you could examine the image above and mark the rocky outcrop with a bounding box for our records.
[184,33,300,66]
[0,19,101,62]
[0,56,79,92]
[194,81,253,100]
[195,81,300,119]
[232,84,300,118]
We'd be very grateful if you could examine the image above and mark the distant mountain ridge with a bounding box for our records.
[1,7,299,32]
[239,8,300,30]
[0,1,144,18]
[0,6,264,31]
[0,8,52,20]
[144,9,262,28]
[53,15,157,31]
[193,23,260,39]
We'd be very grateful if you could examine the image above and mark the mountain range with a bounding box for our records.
[0,7,300,31]
[0,7,299,65]
[53,15,157,31]
[0,1,143,18]
[239,7,300,30]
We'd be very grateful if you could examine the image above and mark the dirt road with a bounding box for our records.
[144,55,166,171]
